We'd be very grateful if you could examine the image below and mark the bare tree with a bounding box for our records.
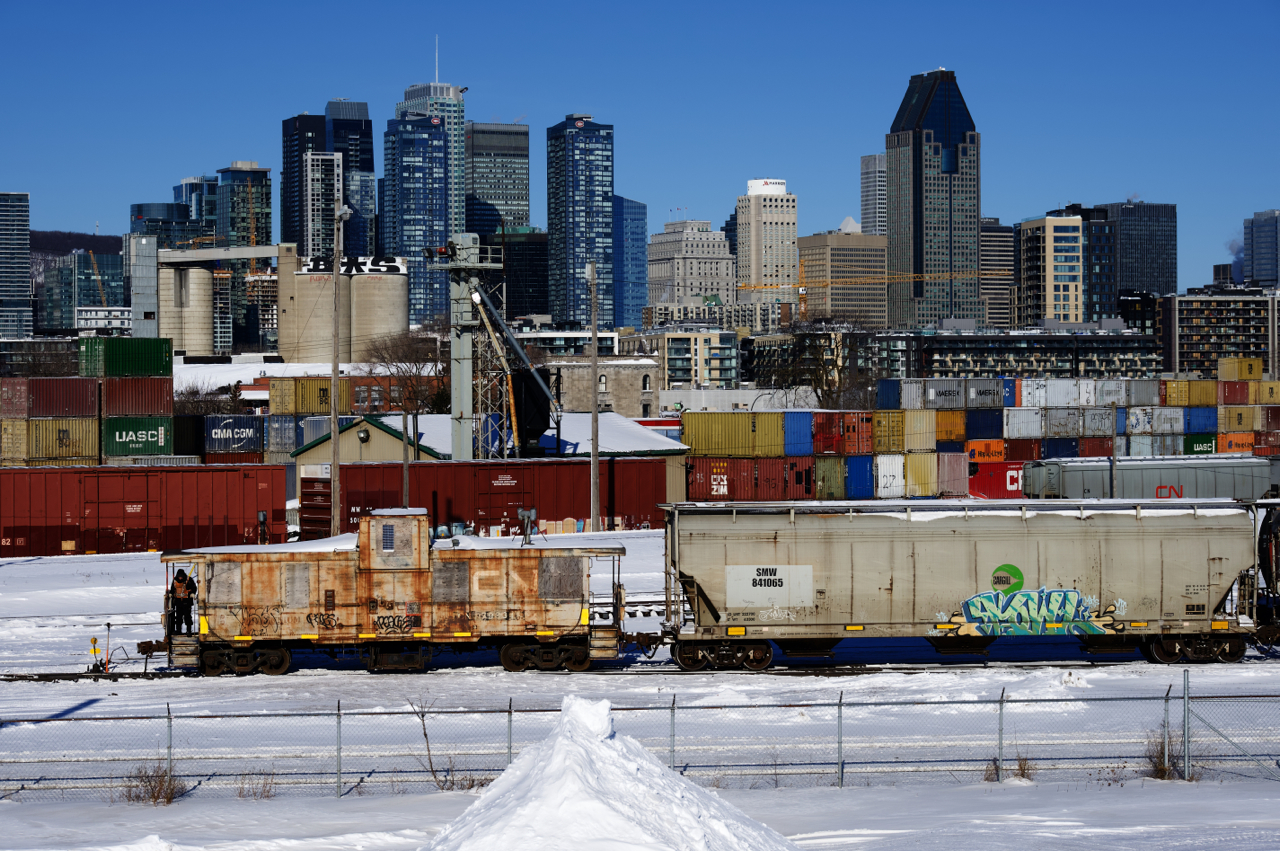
[174,378,241,416]
[754,320,884,410]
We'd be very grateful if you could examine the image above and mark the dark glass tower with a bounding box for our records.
[612,195,647,329]
[1244,210,1280,287]
[885,69,981,327]
[383,113,451,324]
[465,122,530,236]
[325,100,376,257]
[173,176,219,237]
[280,114,326,246]
[1098,201,1177,296]
[547,114,614,328]
[481,229,548,319]
[128,203,204,248]
[0,192,32,338]
[723,210,738,257]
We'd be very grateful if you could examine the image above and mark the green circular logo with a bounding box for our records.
[992,564,1024,594]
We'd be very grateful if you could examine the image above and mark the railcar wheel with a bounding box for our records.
[261,649,291,676]
[563,648,592,672]
[741,642,773,671]
[1217,639,1247,663]
[671,642,707,671]
[1146,638,1183,664]
[200,652,226,677]
[500,643,531,672]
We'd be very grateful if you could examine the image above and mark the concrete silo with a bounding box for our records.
[350,273,410,361]
[157,266,214,356]
[279,270,352,363]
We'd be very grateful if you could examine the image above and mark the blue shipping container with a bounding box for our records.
[1115,407,1127,436]
[845,456,875,499]
[876,379,900,411]
[1002,378,1018,407]
[204,415,264,453]
[936,441,965,454]
[965,408,1003,440]
[783,411,814,456]
[1042,438,1079,459]
[267,415,305,452]
[1184,407,1217,435]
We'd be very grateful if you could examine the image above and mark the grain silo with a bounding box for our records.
[350,273,410,360]
[279,269,352,362]
[157,266,214,356]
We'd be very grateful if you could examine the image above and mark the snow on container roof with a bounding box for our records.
[370,508,429,516]
[439,534,626,555]
[170,533,359,556]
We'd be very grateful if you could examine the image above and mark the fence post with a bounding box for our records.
[996,688,1005,782]
[1182,669,1190,780]
[507,698,513,766]
[1163,684,1171,775]
[336,700,342,798]
[837,691,844,789]
[669,696,676,771]
[166,703,173,778]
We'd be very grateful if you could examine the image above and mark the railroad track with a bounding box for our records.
[0,671,196,683]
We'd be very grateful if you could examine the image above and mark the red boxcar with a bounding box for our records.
[968,461,1025,499]
[813,413,842,455]
[28,377,98,418]
[205,451,264,465]
[0,465,287,557]
[1004,438,1043,462]
[841,412,875,456]
[688,457,753,501]
[1078,437,1114,457]
[101,377,174,417]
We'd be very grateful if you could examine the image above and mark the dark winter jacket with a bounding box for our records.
[171,574,198,604]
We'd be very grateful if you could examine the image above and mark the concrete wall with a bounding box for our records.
[545,358,658,418]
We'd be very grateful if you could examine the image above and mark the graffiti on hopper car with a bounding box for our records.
[932,585,1125,637]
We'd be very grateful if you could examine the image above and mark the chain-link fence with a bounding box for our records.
[4,679,1280,800]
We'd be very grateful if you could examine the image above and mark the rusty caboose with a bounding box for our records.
[158,508,626,674]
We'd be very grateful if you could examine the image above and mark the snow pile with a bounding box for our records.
[429,696,799,851]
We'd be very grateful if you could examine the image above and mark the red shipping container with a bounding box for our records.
[1158,380,1167,406]
[1004,438,1042,462]
[813,412,843,455]
[782,456,814,499]
[102,377,174,417]
[28,377,98,418]
[688,457,753,500]
[205,451,263,465]
[0,378,30,418]
[968,461,1025,499]
[1255,431,1280,448]
[1263,407,1280,432]
[1218,381,1249,405]
[1255,445,1280,457]
[754,458,787,500]
[841,411,875,456]
[1078,437,1114,457]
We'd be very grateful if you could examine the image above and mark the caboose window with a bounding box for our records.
[382,524,395,552]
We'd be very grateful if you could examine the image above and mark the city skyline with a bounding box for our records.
[2,2,1278,294]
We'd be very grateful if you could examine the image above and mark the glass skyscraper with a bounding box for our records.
[885,69,981,327]
[36,251,125,334]
[465,121,530,235]
[1244,210,1280,287]
[325,100,376,257]
[280,115,327,247]
[0,193,32,338]
[860,153,887,236]
[173,175,219,236]
[128,203,204,249]
[547,114,614,328]
[612,195,647,330]
[1098,201,1177,297]
[382,113,451,324]
[396,84,466,241]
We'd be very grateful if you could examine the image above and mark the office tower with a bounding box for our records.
[382,112,451,324]
[299,152,343,258]
[128,203,203,249]
[612,195,647,329]
[397,83,466,240]
[1045,204,1117,321]
[280,115,327,247]
[465,122,530,235]
[885,69,981,327]
[173,176,219,236]
[722,210,738,257]
[647,220,736,305]
[0,193,32,338]
[860,154,887,236]
[734,179,798,303]
[324,100,376,257]
[35,251,125,334]
[547,114,614,327]
[481,228,548,319]
[797,232,888,325]
[124,233,158,338]
[1244,209,1280,287]
[1015,214,1084,326]
[1096,201,1177,295]
[216,161,272,249]
[979,217,1015,328]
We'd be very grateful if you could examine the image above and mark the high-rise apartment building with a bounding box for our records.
[1097,201,1177,296]
[397,83,466,241]
[481,228,548,319]
[173,176,219,236]
[129,203,205,249]
[1243,210,1280,287]
[35,251,125,334]
[124,233,158,338]
[859,154,887,236]
[735,179,798,303]
[465,122,530,236]
[299,152,342,259]
[216,161,272,249]
[0,193,32,338]
[1046,204,1119,321]
[979,217,1015,328]
[646,220,736,306]
[382,113,451,324]
[325,100,376,258]
[1015,215,1084,326]
[612,195,647,330]
[885,69,981,327]
[280,115,327,247]
[797,232,888,326]
[547,114,614,328]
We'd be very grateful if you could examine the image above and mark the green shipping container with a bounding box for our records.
[102,416,174,456]
[79,337,173,378]
[1183,434,1218,455]
[814,456,847,500]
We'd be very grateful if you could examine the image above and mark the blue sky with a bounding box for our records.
[3,1,1277,291]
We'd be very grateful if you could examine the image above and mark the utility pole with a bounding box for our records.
[329,199,347,538]
[589,261,600,533]
[1109,401,1118,499]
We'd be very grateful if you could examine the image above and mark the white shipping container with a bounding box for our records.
[1115,436,1129,457]
[1020,379,1047,408]
[1045,379,1080,407]
[924,379,965,409]
[874,454,905,499]
[1128,435,1157,457]
[900,379,924,410]
[1158,434,1183,456]
[1096,380,1126,407]
[1152,407,1184,435]
[1127,380,1160,406]
[1081,408,1118,437]
[937,452,969,496]
[1127,407,1154,435]
[1003,407,1045,439]
[1077,379,1097,407]
[965,379,1004,409]
[1045,407,1082,438]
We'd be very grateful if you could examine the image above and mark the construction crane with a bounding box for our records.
[86,252,107,311]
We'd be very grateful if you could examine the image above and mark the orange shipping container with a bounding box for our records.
[935,410,966,442]
[1218,432,1255,453]
[966,439,1004,462]
[840,411,874,456]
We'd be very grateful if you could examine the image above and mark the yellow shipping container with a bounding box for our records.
[905,452,938,497]
[1219,357,1264,381]
[904,409,937,453]
[873,411,904,454]
[751,411,785,457]
[294,378,352,415]
[1246,381,1262,405]
[1257,382,1280,405]
[1219,406,1263,432]
[268,378,297,414]
[1187,380,1217,408]
[1218,432,1255,453]
[27,418,99,459]
[681,412,752,457]
[1,419,27,461]
[1163,380,1188,406]
[935,409,966,442]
